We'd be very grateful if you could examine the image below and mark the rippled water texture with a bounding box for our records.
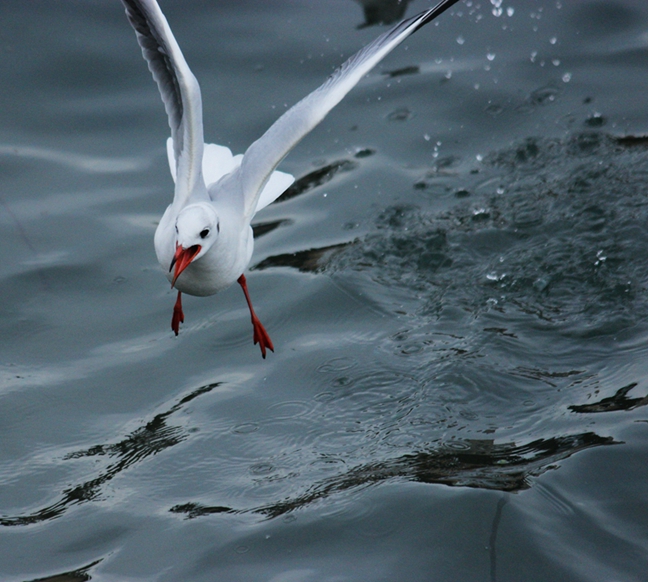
[2,1,648,580]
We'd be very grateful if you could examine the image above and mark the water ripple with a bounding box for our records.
[0,382,222,527]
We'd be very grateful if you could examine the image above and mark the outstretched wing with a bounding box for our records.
[239,0,461,218]
[121,0,205,204]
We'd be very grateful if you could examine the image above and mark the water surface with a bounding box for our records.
[1,1,648,580]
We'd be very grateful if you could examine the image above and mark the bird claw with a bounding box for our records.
[251,316,274,359]
[171,291,184,336]
[238,274,273,358]
[171,284,271,359]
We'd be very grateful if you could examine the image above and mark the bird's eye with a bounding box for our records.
[199,228,210,239]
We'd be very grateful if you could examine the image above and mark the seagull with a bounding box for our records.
[121,0,461,357]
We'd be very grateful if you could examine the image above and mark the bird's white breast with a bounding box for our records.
[154,202,253,297]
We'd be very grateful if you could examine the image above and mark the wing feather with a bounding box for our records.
[121,0,204,203]
[239,0,461,218]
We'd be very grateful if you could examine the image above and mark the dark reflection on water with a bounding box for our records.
[24,559,102,582]
[275,158,360,204]
[170,431,616,520]
[614,134,648,147]
[383,64,420,78]
[570,382,648,414]
[0,383,220,527]
[250,218,292,239]
[253,242,351,273]
[170,502,234,519]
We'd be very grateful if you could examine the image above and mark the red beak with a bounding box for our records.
[170,243,201,287]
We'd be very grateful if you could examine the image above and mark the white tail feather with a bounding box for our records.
[166,137,293,213]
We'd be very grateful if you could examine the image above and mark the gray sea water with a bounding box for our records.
[1,1,648,580]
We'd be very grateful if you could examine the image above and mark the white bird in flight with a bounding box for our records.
[121,0,460,357]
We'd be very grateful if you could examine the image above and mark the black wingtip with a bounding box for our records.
[416,0,463,31]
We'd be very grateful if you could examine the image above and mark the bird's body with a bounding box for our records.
[155,140,295,297]
[121,0,460,357]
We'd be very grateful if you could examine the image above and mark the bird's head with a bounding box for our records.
[170,203,219,286]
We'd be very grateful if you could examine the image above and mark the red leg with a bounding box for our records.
[237,274,274,358]
[172,291,184,335]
